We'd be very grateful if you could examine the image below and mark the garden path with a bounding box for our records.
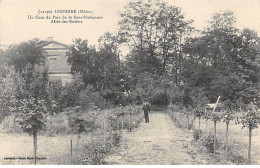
[104,112,208,165]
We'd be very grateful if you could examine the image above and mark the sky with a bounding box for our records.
[0,0,260,55]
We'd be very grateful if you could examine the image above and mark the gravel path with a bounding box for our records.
[104,112,205,165]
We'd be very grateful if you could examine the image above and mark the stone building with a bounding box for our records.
[42,37,73,85]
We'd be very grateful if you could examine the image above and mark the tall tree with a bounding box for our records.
[5,40,46,72]
[67,33,126,100]
[119,0,193,79]
[67,39,101,88]
[182,10,260,103]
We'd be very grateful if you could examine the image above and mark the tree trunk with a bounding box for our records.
[90,132,93,160]
[187,114,189,128]
[159,52,167,77]
[129,113,132,132]
[121,116,124,129]
[103,121,106,146]
[117,119,120,134]
[248,127,252,165]
[226,122,229,164]
[193,116,196,129]
[214,121,216,154]
[33,131,37,165]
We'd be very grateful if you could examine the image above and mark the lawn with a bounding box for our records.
[192,115,260,164]
[0,133,90,165]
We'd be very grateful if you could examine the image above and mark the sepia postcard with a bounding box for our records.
[0,0,260,166]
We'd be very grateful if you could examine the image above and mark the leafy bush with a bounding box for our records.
[131,72,166,105]
[0,66,16,122]
[150,91,168,106]
[43,113,71,136]
[0,114,22,133]
[193,129,202,141]
[81,132,121,165]
[226,142,247,164]
[60,78,84,108]
[47,80,64,113]
[79,87,112,110]
[201,133,222,153]
[186,123,191,130]
[101,89,128,106]
[82,141,111,165]
[111,132,121,147]
[168,103,180,112]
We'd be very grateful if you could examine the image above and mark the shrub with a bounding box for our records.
[79,88,112,110]
[43,113,71,136]
[193,129,202,141]
[201,133,222,153]
[0,114,22,133]
[0,66,16,122]
[82,141,110,165]
[47,80,64,113]
[227,143,247,164]
[66,107,99,134]
[168,103,179,112]
[188,123,193,130]
[150,91,168,106]
[81,132,121,165]
[101,89,128,106]
[111,132,121,147]
[60,78,84,108]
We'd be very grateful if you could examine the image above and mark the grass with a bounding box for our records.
[168,109,260,164]
[0,133,89,164]
[0,105,143,165]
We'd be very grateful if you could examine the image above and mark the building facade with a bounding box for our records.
[42,37,73,85]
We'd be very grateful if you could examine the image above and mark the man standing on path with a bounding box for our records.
[142,101,150,123]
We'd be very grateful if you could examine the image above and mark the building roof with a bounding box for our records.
[41,40,70,49]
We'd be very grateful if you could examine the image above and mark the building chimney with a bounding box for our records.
[47,37,53,41]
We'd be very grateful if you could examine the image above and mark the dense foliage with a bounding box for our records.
[0,0,260,165]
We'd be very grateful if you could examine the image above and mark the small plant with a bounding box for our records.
[240,104,260,164]
[168,103,179,113]
[209,112,222,154]
[188,123,193,130]
[226,142,247,164]
[11,97,48,165]
[222,108,235,163]
[194,107,205,137]
[82,141,110,165]
[66,107,98,151]
[111,132,121,147]
[193,129,203,141]
[81,131,121,165]
[201,133,221,153]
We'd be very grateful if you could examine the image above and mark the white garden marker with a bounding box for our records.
[202,96,221,130]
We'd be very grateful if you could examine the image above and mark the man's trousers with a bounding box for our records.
[144,111,149,123]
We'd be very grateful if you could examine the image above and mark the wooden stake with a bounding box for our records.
[129,113,131,132]
[70,139,73,165]
[249,128,252,165]
[225,122,229,164]
[214,121,216,154]
[33,132,37,165]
